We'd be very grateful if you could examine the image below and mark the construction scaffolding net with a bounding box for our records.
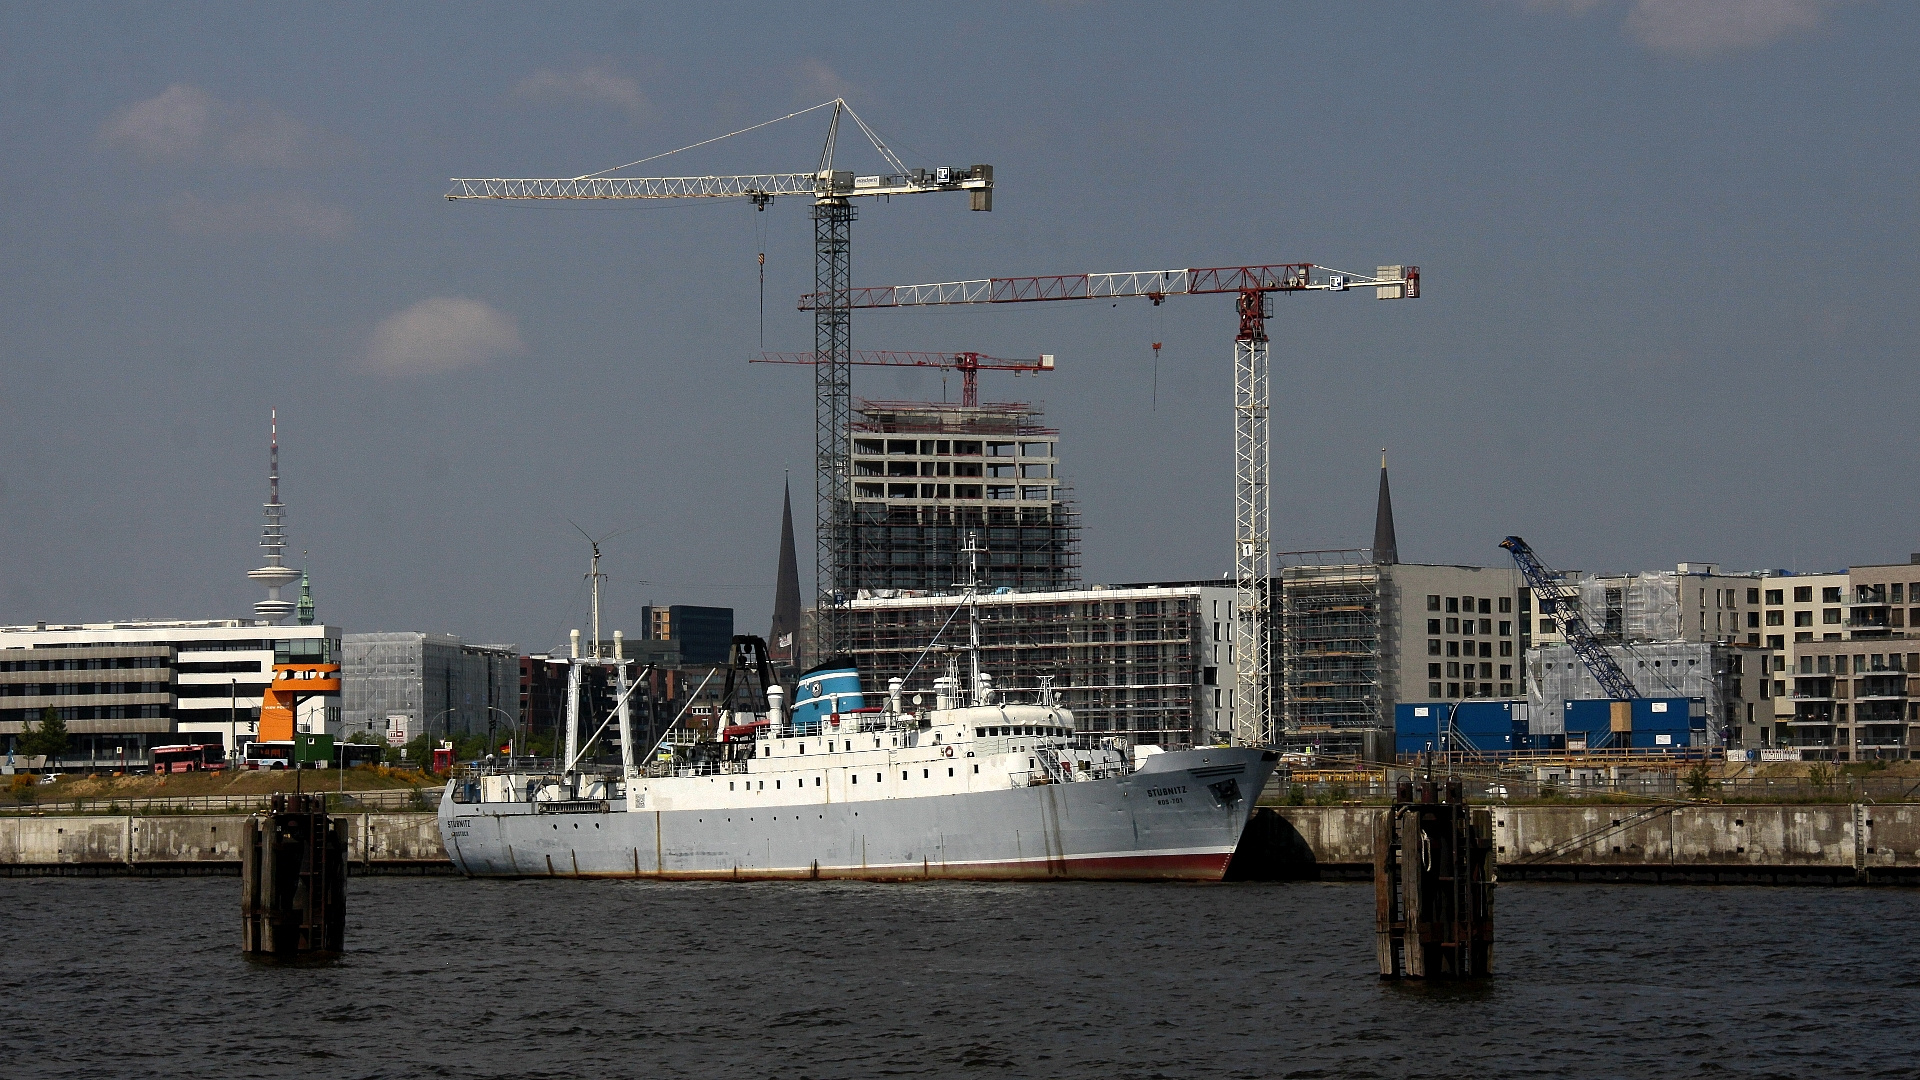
[1526,640,1730,743]
[1280,564,1383,731]
[839,591,1206,747]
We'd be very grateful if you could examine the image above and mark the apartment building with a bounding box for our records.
[1762,559,1920,758]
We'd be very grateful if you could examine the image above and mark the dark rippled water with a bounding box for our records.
[3,876,1916,1079]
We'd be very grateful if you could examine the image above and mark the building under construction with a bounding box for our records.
[840,583,1237,747]
[844,401,1079,596]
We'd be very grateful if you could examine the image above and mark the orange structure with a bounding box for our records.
[257,639,342,742]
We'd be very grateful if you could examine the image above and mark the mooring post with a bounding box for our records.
[241,792,347,958]
[1375,777,1494,978]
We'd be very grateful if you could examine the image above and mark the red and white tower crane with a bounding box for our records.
[801,263,1421,746]
[751,350,1054,408]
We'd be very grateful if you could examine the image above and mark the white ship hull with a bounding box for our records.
[440,745,1277,882]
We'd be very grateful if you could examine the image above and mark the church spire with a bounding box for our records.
[770,475,802,665]
[1372,449,1399,566]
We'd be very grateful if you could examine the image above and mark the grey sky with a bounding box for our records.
[2,1,1913,653]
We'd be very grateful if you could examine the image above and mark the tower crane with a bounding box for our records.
[751,350,1054,408]
[1498,536,1638,701]
[801,262,1421,747]
[447,99,994,655]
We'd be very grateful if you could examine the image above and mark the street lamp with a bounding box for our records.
[479,706,519,762]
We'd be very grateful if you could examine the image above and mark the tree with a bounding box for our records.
[20,707,70,760]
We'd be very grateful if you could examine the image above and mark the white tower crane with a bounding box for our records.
[447,100,993,656]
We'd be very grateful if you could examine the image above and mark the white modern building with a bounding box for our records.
[0,620,343,764]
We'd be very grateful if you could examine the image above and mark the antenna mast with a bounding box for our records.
[963,531,983,706]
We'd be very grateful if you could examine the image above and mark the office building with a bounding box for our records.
[0,620,342,764]
[340,633,519,745]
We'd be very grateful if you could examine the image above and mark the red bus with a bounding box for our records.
[152,744,227,774]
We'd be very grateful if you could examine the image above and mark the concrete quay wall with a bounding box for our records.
[1273,803,1920,884]
[0,813,450,875]
[5,805,1917,883]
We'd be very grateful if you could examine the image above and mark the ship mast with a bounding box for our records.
[963,531,983,706]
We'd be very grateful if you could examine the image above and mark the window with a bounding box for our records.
[1893,584,1905,603]
[1795,632,1813,642]
[1499,640,1513,657]
[1446,682,1459,698]
[1446,617,1459,634]
[1498,621,1511,636]
[1461,596,1474,612]
[1498,682,1514,697]
[1428,663,1442,678]
[1447,642,1460,657]
[1794,586,1812,603]
[1823,609,1841,625]
[1499,664,1513,679]
[1446,662,1460,678]
[1498,596,1512,613]
[1478,599,1492,615]
[1479,642,1493,658]
[1765,589,1783,605]
[1428,682,1442,697]
[1540,619,1557,634]
[1427,594,1442,611]
[1765,610,1783,626]
[1428,639,1441,656]
[1794,611,1813,627]
[1747,588,1760,604]
[1446,598,1458,613]
[1479,618,1492,635]
[1747,612,1759,628]
[974,764,979,773]
[1427,619,1442,634]
[1822,587,1842,604]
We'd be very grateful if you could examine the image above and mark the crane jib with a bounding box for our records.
[797,264,1418,310]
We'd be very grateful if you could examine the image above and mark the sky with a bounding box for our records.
[2,1,1915,652]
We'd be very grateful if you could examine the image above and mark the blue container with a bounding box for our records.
[789,660,865,730]
[1564,697,1701,750]
[1396,700,1528,757]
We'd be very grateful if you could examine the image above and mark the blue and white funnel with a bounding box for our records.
[790,658,865,730]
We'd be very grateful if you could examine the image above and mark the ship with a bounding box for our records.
[438,537,1278,881]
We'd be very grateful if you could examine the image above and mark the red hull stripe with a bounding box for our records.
[461,848,1235,883]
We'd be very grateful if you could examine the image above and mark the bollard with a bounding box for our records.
[1375,778,1494,978]
[241,793,347,958]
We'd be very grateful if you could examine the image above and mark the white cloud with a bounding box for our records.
[515,66,650,118]
[98,84,214,159]
[363,299,525,376]
[1624,0,1828,54]
[98,84,349,167]
[167,192,353,239]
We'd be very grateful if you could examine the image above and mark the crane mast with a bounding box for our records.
[447,99,993,659]
[804,262,1420,747]
[1498,536,1638,701]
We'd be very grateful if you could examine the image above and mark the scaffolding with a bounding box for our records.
[1526,641,1732,744]
[1281,562,1383,734]
[845,401,1081,596]
[838,587,1214,747]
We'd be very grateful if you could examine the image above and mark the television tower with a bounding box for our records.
[247,409,299,623]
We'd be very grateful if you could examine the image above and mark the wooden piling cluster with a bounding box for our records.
[241,793,347,957]
[1375,778,1494,978]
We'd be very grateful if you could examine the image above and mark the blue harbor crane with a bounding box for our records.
[1498,536,1638,700]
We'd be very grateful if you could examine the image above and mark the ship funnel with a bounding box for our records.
[766,684,786,735]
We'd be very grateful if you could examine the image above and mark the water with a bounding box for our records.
[3,876,1915,1079]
